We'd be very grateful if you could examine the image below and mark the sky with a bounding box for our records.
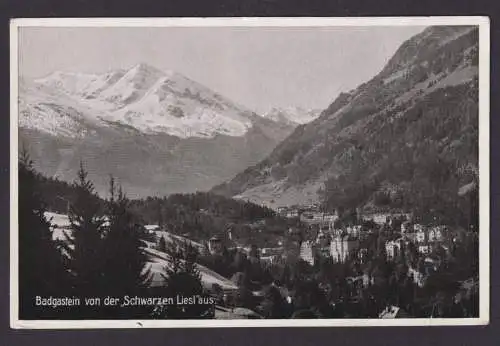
[18,25,426,113]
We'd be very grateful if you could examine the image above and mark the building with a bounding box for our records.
[208,235,223,255]
[401,221,412,234]
[315,230,330,247]
[277,206,300,219]
[415,224,427,243]
[314,230,331,257]
[346,225,362,238]
[418,244,431,255]
[260,247,283,264]
[408,266,426,287]
[385,239,403,261]
[358,248,369,264]
[363,212,410,226]
[330,234,360,263]
[300,211,326,225]
[428,225,446,242]
[261,247,283,256]
[144,224,160,233]
[379,305,412,318]
[322,213,338,223]
[299,241,316,266]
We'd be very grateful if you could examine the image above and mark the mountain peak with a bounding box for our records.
[23,63,264,139]
[129,62,164,75]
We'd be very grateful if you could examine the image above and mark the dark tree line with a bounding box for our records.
[18,153,210,319]
[129,192,290,248]
[18,149,71,319]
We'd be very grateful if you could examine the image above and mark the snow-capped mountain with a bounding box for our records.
[261,107,321,126]
[19,64,295,197]
[22,63,256,139]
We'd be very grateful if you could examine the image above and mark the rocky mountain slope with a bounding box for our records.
[212,26,479,225]
[19,64,294,197]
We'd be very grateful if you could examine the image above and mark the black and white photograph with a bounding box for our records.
[10,17,489,328]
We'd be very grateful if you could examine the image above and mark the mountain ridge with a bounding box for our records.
[261,107,321,126]
[211,25,479,226]
[19,63,295,198]
[22,63,261,139]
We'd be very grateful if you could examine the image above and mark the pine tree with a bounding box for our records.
[258,285,289,318]
[18,149,70,318]
[101,176,152,300]
[153,242,207,319]
[158,236,167,253]
[64,162,106,301]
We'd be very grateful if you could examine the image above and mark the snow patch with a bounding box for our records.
[22,64,255,139]
[262,107,321,126]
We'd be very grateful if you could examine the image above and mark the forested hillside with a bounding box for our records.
[31,167,291,248]
[212,26,479,228]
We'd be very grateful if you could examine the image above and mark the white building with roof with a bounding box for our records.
[330,234,360,263]
[385,239,403,261]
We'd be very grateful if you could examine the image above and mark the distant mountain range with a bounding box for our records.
[261,107,321,127]
[21,63,265,139]
[212,26,479,220]
[19,63,300,197]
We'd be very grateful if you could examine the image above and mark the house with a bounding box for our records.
[379,305,412,318]
[418,244,431,255]
[363,213,410,226]
[215,306,263,319]
[415,224,427,243]
[314,231,331,257]
[322,213,338,223]
[315,230,330,247]
[330,234,360,263]
[260,247,283,263]
[362,272,374,288]
[424,256,441,271]
[358,248,369,263]
[346,225,362,237]
[208,235,223,254]
[428,225,446,242]
[260,255,280,264]
[277,206,300,219]
[401,221,412,234]
[403,231,418,243]
[300,211,325,225]
[385,239,403,261]
[144,224,160,233]
[261,247,283,256]
[408,266,426,287]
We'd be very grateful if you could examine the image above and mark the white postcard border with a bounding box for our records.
[10,16,490,329]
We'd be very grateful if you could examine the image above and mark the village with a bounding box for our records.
[134,201,478,319]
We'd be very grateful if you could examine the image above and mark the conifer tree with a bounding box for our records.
[153,242,207,318]
[64,162,106,299]
[158,235,167,253]
[101,176,152,298]
[18,149,69,318]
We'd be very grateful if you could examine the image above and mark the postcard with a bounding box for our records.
[10,16,490,328]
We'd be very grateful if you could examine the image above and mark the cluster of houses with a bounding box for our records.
[385,223,448,259]
[277,204,338,225]
[296,216,454,288]
[299,224,363,266]
[147,207,457,291]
